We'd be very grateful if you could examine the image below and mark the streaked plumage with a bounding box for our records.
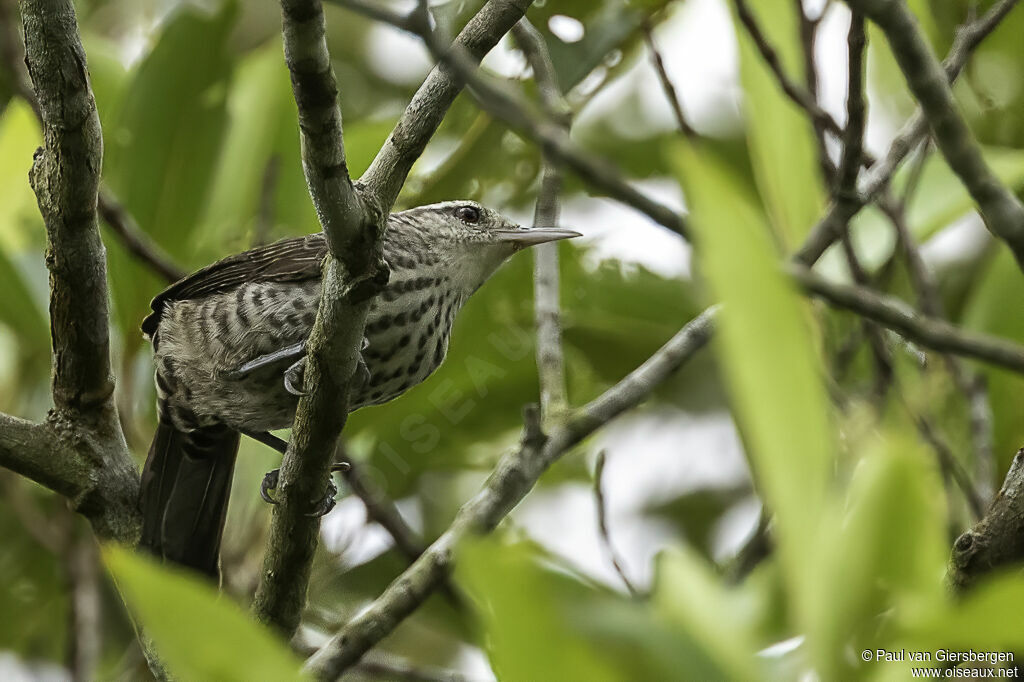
[138,201,579,576]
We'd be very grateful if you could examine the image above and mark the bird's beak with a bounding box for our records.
[492,227,582,247]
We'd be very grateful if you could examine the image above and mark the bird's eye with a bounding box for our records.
[454,205,481,224]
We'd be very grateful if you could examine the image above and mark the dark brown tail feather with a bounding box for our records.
[139,417,240,578]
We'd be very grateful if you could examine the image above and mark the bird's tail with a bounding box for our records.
[139,416,240,578]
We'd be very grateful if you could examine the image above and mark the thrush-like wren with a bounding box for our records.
[138,201,580,576]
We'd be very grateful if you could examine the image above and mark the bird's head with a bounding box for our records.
[391,200,581,293]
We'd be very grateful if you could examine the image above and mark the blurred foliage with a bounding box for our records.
[4,0,1024,679]
[104,546,305,681]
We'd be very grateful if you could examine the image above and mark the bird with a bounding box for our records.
[137,200,580,577]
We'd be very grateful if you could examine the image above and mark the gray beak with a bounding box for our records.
[493,227,582,247]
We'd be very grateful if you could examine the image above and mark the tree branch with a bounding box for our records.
[950,448,1024,589]
[252,0,388,636]
[0,412,87,500]
[789,265,1024,374]
[593,450,639,597]
[14,0,140,544]
[356,0,535,211]
[731,0,843,141]
[334,0,689,239]
[0,410,139,543]
[512,18,570,423]
[305,308,716,677]
[836,13,866,206]
[22,0,110,412]
[641,19,697,138]
[98,190,185,283]
[848,0,1024,266]
[341,457,427,563]
[831,14,896,395]
[795,0,1020,266]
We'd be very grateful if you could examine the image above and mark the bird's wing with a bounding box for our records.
[141,232,329,337]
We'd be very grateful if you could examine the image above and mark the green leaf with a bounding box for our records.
[900,571,1024,652]
[806,432,947,680]
[198,40,298,251]
[731,0,824,248]
[672,141,834,629]
[0,100,42,252]
[0,490,66,660]
[642,484,751,558]
[103,4,237,346]
[103,546,305,682]
[455,537,621,682]
[79,33,129,129]
[534,1,670,92]
[0,100,53,366]
[651,547,763,680]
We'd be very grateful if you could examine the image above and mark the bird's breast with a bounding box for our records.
[354,280,463,407]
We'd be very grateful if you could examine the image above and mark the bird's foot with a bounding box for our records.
[260,469,280,504]
[283,357,307,396]
[259,463,351,517]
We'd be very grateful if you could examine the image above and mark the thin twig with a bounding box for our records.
[907,407,985,520]
[836,13,867,204]
[641,19,697,138]
[98,191,185,283]
[792,0,834,181]
[342,461,466,609]
[331,0,690,240]
[356,0,535,212]
[796,0,1022,266]
[593,451,639,597]
[723,511,772,584]
[340,457,426,563]
[513,18,570,423]
[790,265,1024,374]
[849,0,1024,268]
[834,14,893,397]
[879,191,994,504]
[731,0,843,142]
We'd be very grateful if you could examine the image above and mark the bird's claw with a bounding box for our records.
[259,465,349,516]
[306,478,338,517]
[280,340,367,396]
[260,469,280,505]
[284,357,308,396]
